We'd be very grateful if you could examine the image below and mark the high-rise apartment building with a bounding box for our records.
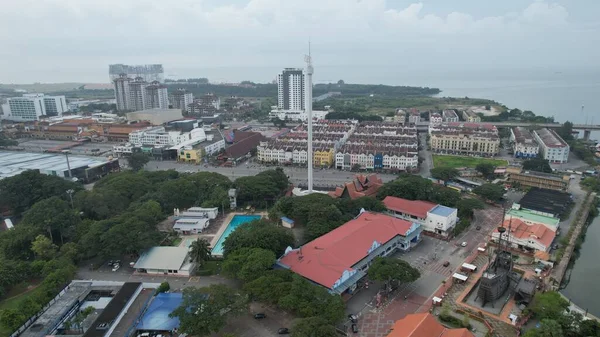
[129,77,148,111]
[169,89,193,110]
[277,68,305,110]
[43,95,67,116]
[4,93,67,121]
[145,81,169,109]
[114,75,169,112]
[114,74,132,111]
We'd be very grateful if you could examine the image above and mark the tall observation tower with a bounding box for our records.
[305,47,314,192]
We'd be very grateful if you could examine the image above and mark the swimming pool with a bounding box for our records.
[211,215,261,256]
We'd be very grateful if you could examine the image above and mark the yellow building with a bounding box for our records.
[178,147,205,164]
[313,148,334,167]
[430,132,499,155]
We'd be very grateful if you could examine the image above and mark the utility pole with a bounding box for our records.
[66,189,74,209]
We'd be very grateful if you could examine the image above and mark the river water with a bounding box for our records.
[560,211,600,317]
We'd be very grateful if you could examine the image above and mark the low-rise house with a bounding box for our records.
[329,174,383,199]
[133,247,194,276]
[276,211,422,294]
[491,219,556,253]
[383,196,458,236]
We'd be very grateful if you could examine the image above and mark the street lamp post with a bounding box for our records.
[62,150,72,179]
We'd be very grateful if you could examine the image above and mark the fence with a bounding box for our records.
[9,286,70,337]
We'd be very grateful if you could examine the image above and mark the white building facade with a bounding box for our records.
[114,74,132,111]
[42,96,67,116]
[533,128,570,163]
[5,93,67,121]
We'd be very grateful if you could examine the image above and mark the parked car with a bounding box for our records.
[112,264,120,272]
[348,314,358,323]
[254,313,266,319]
[443,261,450,267]
[277,328,289,334]
[476,225,482,230]
[351,324,359,333]
[461,242,467,247]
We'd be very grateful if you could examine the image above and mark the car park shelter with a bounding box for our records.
[133,247,193,276]
[136,293,183,332]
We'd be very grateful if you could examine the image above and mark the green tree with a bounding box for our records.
[529,292,570,321]
[222,219,294,257]
[429,185,460,208]
[157,281,170,293]
[578,319,600,337]
[522,319,564,337]
[189,238,211,266]
[0,170,80,215]
[0,308,26,331]
[581,177,600,193]
[475,163,496,179]
[222,248,275,282]
[472,183,505,202]
[456,198,485,219]
[377,175,434,201]
[305,205,345,241]
[557,121,574,142]
[170,285,248,337]
[22,196,79,244]
[127,152,150,171]
[430,167,460,181]
[367,257,420,288]
[31,235,58,260]
[522,158,553,174]
[278,275,345,323]
[291,317,338,337]
[243,269,294,304]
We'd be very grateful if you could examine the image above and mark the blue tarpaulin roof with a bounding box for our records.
[281,217,294,224]
[136,293,183,331]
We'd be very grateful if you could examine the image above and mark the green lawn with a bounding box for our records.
[432,155,508,169]
[0,285,44,336]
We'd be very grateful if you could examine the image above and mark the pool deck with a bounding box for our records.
[210,212,266,249]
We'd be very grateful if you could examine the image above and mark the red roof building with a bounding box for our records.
[277,211,422,294]
[491,218,556,252]
[387,313,474,337]
[383,196,436,219]
[328,174,383,199]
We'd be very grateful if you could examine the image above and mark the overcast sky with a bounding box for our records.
[1,0,599,83]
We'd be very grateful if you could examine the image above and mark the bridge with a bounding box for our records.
[416,121,600,139]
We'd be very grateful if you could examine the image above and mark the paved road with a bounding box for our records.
[144,159,399,186]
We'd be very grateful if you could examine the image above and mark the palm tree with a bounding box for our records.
[189,238,211,265]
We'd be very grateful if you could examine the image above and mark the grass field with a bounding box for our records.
[432,155,508,169]
[0,283,43,336]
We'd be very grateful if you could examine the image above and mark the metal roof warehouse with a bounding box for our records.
[0,151,118,180]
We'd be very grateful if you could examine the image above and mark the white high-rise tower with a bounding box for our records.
[305,48,314,192]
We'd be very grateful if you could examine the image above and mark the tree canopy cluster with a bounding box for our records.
[472,183,505,203]
[234,168,290,207]
[522,158,553,174]
[269,193,386,242]
[220,219,346,335]
[0,168,290,333]
[522,291,600,337]
[376,174,462,208]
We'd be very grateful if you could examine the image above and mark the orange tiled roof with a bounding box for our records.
[387,313,474,337]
